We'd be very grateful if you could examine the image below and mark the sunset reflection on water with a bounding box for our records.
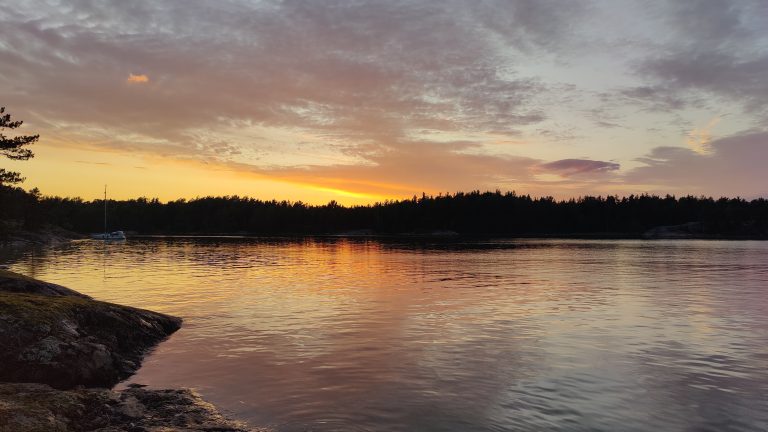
[4,238,768,431]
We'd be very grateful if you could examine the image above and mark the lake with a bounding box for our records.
[3,238,767,431]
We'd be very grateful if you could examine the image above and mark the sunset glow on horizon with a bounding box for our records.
[2,1,767,204]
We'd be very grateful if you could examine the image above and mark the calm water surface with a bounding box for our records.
[3,238,768,431]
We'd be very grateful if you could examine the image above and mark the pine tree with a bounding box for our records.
[0,106,39,184]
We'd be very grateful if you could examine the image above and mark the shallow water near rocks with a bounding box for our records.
[3,238,768,431]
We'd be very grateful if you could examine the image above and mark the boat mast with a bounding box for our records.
[104,185,107,235]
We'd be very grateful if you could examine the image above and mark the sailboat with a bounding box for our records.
[91,185,126,240]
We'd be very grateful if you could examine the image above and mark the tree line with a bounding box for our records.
[2,186,767,238]
[2,106,766,238]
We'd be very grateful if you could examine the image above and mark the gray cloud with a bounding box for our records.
[537,159,620,177]
[620,0,768,115]
[638,52,768,113]
[469,0,589,53]
[625,131,768,198]
[618,85,693,112]
[662,0,766,49]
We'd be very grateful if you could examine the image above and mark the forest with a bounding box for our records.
[2,185,767,238]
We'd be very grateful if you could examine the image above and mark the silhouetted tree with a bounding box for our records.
[0,106,39,185]
[2,185,767,238]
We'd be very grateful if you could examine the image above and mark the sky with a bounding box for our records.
[1,0,767,204]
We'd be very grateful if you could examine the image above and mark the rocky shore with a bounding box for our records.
[642,221,705,239]
[0,270,259,431]
[0,223,83,247]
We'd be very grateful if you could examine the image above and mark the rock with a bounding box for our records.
[0,270,91,298]
[642,221,704,239]
[0,271,182,389]
[0,223,83,247]
[118,395,146,418]
[0,272,263,431]
[0,382,262,431]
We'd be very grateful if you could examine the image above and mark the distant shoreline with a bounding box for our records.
[3,231,767,249]
[123,231,768,241]
[3,187,767,241]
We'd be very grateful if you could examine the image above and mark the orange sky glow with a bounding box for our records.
[1,1,767,204]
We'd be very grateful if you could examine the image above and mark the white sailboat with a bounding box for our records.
[91,185,126,240]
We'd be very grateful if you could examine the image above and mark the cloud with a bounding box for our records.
[626,131,768,198]
[75,160,108,165]
[638,52,768,114]
[621,1,768,116]
[618,85,692,112]
[662,0,764,48]
[0,0,589,197]
[537,159,620,177]
[126,73,149,84]
[0,0,570,159]
[0,0,766,199]
[686,117,720,154]
[247,140,543,196]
